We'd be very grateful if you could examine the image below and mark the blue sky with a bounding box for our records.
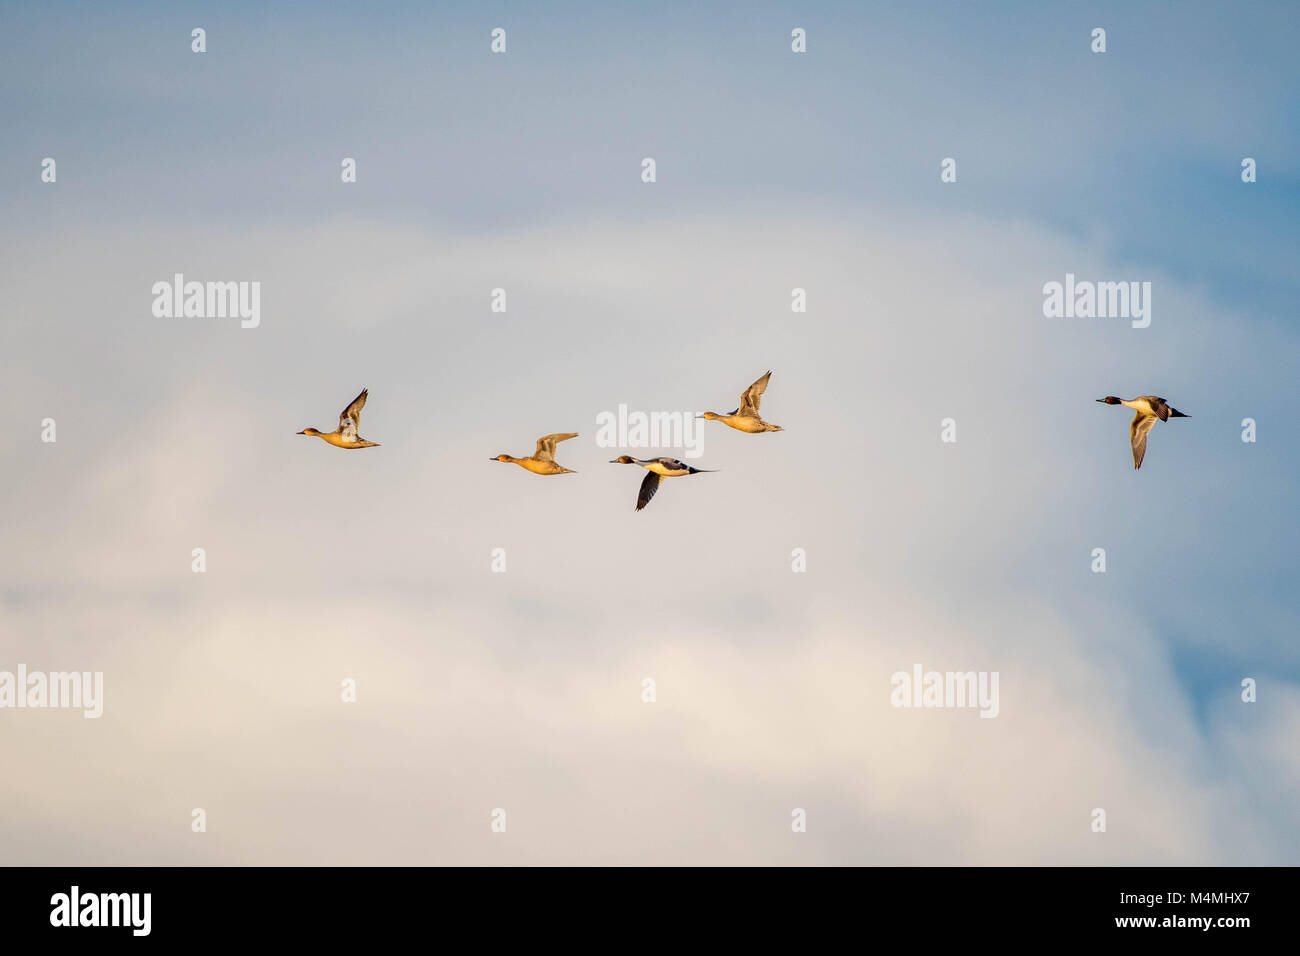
[1,1,1297,863]
[5,1,1297,307]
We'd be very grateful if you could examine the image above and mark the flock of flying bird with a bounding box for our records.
[297,376,1190,510]
[297,371,784,511]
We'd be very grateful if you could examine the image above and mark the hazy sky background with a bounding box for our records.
[1,1,1297,864]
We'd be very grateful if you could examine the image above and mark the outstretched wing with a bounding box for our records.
[636,471,661,511]
[338,388,368,442]
[1130,413,1157,470]
[534,432,578,462]
[737,370,772,418]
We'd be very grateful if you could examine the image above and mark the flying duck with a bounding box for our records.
[298,388,380,449]
[699,370,784,433]
[493,433,580,475]
[609,455,715,511]
[1096,395,1189,469]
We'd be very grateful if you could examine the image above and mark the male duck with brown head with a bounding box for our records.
[609,455,715,511]
[699,370,784,433]
[1096,395,1189,469]
[493,432,579,475]
[298,388,381,449]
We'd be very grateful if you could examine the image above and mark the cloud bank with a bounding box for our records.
[2,212,1295,863]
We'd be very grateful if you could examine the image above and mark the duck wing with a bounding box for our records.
[1142,396,1173,422]
[338,388,368,442]
[636,471,661,511]
[534,432,578,463]
[1130,412,1157,469]
[737,370,772,418]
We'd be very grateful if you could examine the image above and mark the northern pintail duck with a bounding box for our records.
[609,455,715,511]
[298,388,380,449]
[699,370,784,433]
[493,432,579,475]
[1096,395,1189,469]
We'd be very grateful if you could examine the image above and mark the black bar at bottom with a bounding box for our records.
[0,865,1287,942]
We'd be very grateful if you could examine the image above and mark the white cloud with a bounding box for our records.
[1,213,1295,863]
